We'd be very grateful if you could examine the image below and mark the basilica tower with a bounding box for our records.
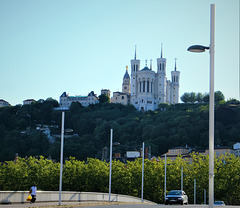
[156,46,167,103]
[170,59,180,104]
[122,66,131,95]
[130,46,140,103]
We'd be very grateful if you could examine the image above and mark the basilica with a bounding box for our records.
[59,47,180,111]
[112,47,180,111]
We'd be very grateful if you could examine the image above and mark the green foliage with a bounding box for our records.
[0,97,240,165]
[181,91,225,104]
[1,154,240,205]
[98,94,110,103]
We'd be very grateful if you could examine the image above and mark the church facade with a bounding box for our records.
[118,47,180,111]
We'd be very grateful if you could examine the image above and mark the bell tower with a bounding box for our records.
[130,46,140,99]
[122,66,131,95]
[156,44,167,103]
[170,58,180,104]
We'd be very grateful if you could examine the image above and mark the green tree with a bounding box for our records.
[98,94,110,103]
[180,93,191,103]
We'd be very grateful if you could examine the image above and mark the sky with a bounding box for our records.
[0,0,239,106]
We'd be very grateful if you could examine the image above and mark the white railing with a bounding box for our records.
[0,191,154,204]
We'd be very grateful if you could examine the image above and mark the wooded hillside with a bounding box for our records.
[0,98,239,162]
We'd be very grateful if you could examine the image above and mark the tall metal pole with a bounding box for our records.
[141,142,145,203]
[209,4,215,208]
[204,189,206,205]
[109,129,113,202]
[194,179,196,205]
[164,154,167,199]
[59,111,65,205]
[181,166,183,190]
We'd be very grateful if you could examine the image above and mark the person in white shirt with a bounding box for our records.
[29,184,37,203]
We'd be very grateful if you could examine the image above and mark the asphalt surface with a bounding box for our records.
[0,202,240,208]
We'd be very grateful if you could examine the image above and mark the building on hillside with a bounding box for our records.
[111,66,131,105]
[161,145,237,161]
[101,89,111,98]
[130,46,180,111]
[161,146,192,160]
[111,91,130,105]
[59,91,99,107]
[60,46,180,111]
[0,99,10,107]
[23,99,36,105]
[161,146,236,161]
[204,146,235,157]
[113,46,180,111]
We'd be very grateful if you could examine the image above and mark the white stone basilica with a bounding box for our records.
[60,46,180,111]
[116,47,180,111]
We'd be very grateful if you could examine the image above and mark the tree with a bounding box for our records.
[98,94,110,103]
[215,91,225,102]
[196,93,204,103]
[189,92,196,103]
[69,101,83,113]
[203,91,225,103]
[180,92,196,103]
[181,93,191,103]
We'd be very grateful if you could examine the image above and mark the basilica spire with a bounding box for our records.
[175,58,177,71]
[161,43,163,58]
[134,45,137,60]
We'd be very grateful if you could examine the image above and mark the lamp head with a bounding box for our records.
[187,45,209,53]
[65,128,73,133]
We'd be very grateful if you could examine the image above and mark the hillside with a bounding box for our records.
[0,99,239,162]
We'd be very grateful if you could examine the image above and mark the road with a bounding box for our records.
[0,202,240,208]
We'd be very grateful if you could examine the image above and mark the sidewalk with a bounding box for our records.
[0,201,134,208]
[0,201,114,208]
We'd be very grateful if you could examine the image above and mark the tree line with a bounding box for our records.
[0,154,240,205]
[180,91,225,103]
[0,94,239,162]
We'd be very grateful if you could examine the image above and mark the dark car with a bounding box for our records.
[165,190,188,205]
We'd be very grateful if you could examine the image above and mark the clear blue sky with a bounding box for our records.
[0,0,239,106]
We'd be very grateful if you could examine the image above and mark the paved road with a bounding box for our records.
[81,204,240,208]
[0,202,240,208]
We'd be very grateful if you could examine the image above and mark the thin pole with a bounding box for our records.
[59,111,65,205]
[181,166,183,190]
[141,142,145,203]
[194,179,196,205]
[204,189,206,205]
[209,4,215,208]
[164,154,167,199]
[109,129,113,202]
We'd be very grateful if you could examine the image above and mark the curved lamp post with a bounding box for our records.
[187,4,215,208]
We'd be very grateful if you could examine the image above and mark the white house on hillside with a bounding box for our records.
[0,99,10,107]
[59,91,99,107]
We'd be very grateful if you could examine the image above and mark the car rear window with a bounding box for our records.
[169,191,182,195]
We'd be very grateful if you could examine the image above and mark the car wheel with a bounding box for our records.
[181,201,184,205]
[165,202,168,205]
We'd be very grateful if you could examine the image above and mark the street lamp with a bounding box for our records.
[164,154,167,200]
[141,142,145,203]
[54,107,72,205]
[109,129,120,202]
[187,4,215,208]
